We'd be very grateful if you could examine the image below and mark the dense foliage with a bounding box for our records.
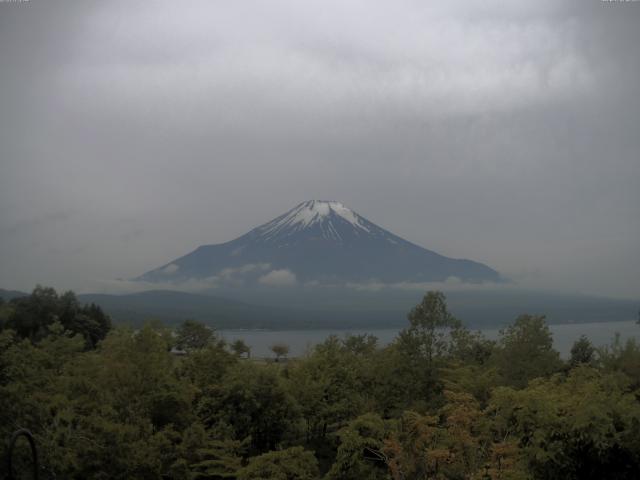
[1,287,639,479]
[0,286,111,348]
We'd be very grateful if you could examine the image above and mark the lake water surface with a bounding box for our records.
[220,320,639,358]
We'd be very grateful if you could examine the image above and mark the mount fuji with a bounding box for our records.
[138,200,501,286]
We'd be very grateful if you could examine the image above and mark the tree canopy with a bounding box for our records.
[1,288,638,479]
[3,286,111,348]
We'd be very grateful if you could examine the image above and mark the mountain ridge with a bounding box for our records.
[3,287,636,330]
[77,288,638,330]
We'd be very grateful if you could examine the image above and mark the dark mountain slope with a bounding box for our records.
[75,288,638,330]
[0,288,29,301]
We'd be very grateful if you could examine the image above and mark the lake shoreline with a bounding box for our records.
[218,320,639,359]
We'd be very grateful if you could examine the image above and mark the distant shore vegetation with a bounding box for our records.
[1,287,639,479]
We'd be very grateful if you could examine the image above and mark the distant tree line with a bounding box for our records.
[0,288,639,479]
[0,285,111,348]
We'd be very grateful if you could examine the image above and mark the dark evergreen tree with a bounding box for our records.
[4,286,111,348]
[569,335,596,367]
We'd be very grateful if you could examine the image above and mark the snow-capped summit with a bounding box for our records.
[138,201,501,286]
[254,200,383,244]
[258,200,370,240]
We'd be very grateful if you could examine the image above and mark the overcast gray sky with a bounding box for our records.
[1,0,639,298]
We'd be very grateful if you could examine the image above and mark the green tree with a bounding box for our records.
[493,314,562,388]
[569,335,595,367]
[6,285,59,341]
[0,324,84,437]
[198,362,299,452]
[270,343,290,362]
[449,326,495,366]
[342,333,378,356]
[598,333,640,388]
[4,286,111,348]
[399,291,461,363]
[230,338,251,358]
[39,324,194,478]
[0,299,13,331]
[237,447,319,480]
[287,335,366,440]
[176,319,215,351]
[326,413,390,480]
[171,423,245,480]
[393,291,461,406]
[180,342,237,393]
[488,367,640,479]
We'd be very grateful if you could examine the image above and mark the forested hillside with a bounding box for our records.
[1,288,639,479]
